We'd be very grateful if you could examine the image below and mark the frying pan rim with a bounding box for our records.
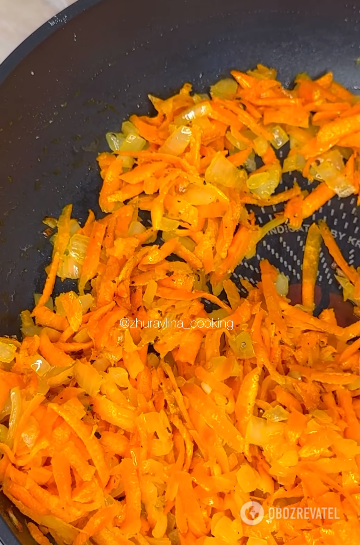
[1,0,360,542]
[0,0,103,86]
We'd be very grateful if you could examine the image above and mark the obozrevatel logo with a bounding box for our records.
[240,501,264,526]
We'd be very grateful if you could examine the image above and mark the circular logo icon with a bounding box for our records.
[240,501,265,526]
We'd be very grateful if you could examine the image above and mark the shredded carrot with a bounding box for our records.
[302,223,321,312]
[319,220,360,285]
[119,458,141,537]
[33,253,60,310]
[4,65,360,545]
[39,330,74,367]
[79,221,107,294]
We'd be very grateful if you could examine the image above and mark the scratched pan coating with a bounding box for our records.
[1,0,360,336]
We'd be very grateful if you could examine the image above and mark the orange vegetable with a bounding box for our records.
[182,383,243,452]
[302,223,321,312]
[73,504,120,545]
[79,221,106,294]
[33,253,60,310]
[39,330,74,367]
[235,367,260,437]
[119,458,141,537]
[49,403,110,487]
[319,220,360,285]
[51,453,72,502]
[4,65,360,545]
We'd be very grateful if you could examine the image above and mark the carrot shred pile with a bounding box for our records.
[2,65,360,545]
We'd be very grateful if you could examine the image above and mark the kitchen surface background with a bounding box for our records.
[0,0,77,64]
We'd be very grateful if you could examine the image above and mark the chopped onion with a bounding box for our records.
[175,102,212,126]
[69,219,81,236]
[210,78,238,99]
[128,221,146,236]
[253,136,269,156]
[249,64,277,80]
[247,171,270,190]
[263,405,290,422]
[247,415,285,447]
[92,357,110,373]
[162,230,195,251]
[0,424,8,443]
[270,125,289,149]
[73,328,91,343]
[276,273,289,296]
[236,464,261,493]
[57,255,81,280]
[6,387,22,448]
[21,325,42,338]
[159,126,192,156]
[21,310,34,329]
[0,340,17,364]
[143,280,157,306]
[152,511,168,539]
[121,133,145,152]
[324,173,355,198]
[182,183,217,205]
[106,132,125,151]
[69,234,89,263]
[54,296,66,316]
[30,354,52,377]
[192,116,212,132]
[210,513,225,537]
[201,382,212,395]
[312,149,354,197]
[78,294,94,314]
[247,164,281,199]
[178,236,196,252]
[122,120,139,136]
[107,367,130,388]
[288,370,302,380]
[175,376,186,388]
[43,216,57,229]
[57,233,89,280]
[226,130,249,152]
[159,217,180,232]
[310,409,333,423]
[229,332,255,359]
[244,151,257,172]
[212,514,242,542]
[21,416,39,449]
[0,397,11,423]
[283,153,306,173]
[74,362,103,397]
[34,293,54,311]
[316,149,344,172]
[193,93,211,103]
[205,153,247,188]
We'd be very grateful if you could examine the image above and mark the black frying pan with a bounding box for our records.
[1,0,360,542]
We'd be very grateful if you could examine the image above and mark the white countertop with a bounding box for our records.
[0,0,77,64]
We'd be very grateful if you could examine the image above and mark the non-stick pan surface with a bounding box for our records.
[1,0,360,541]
